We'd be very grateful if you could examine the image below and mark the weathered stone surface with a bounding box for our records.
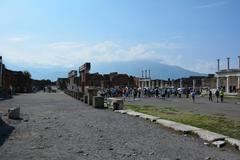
[193,129,227,142]
[226,137,240,150]
[114,110,128,114]
[212,140,226,148]
[107,98,124,110]
[125,110,143,117]
[8,107,20,119]
[156,119,199,132]
[139,114,159,122]
[93,96,104,108]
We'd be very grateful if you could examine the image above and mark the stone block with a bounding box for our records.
[193,129,227,142]
[226,138,240,150]
[156,119,200,133]
[139,114,159,122]
[212,140,226,148]
[107,98,124,110]
[126,110,143,117]
[8,107,20,119]
[93,96,104,108]
[114,110,128,114]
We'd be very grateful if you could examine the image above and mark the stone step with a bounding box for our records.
[226,137,240,150]
[156,119,200,133]
[193,129,227,142]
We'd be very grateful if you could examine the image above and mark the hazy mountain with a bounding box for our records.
[5,60,205,81]
[91,60,205,80]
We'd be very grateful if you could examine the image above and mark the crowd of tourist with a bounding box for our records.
[97,86,226,103]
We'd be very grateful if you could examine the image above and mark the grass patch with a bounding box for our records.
[225,96,240,100]
[126,104,240,140]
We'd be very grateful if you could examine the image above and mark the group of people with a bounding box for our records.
[208,89,224,103]
[98,86,226,104]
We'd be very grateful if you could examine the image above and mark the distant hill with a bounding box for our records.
[91,60,205,80]
[5,60,205,81]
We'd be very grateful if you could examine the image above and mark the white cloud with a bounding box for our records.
[1,40,187,69]
[48,42,87,49]
[188,59,217,74]
[8,35,29,43]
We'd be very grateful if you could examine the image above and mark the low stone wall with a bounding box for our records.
[64,90,83,100]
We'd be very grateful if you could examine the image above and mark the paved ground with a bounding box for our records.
[126,96,240,121]
[0,92,240,160]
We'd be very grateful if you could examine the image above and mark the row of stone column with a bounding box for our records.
[216,76,240,93]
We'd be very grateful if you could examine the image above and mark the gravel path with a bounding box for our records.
[0,92,240,160]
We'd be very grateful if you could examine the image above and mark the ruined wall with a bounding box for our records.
[1,64,32,96]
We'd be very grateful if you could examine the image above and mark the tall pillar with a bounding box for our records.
[238,56,240,69]
[227,57,230,70]
[161,80,163,88]
[238,76,240,89]
[193,79,196,89]
[180,79,183,88]
[217,59,220,72]
[152,81,155,88]
[216,77,219,89]
[226,76,229,93]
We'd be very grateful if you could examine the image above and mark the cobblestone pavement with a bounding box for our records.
[0,92,240,160]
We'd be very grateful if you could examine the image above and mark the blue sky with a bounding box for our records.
[0,0,240,80]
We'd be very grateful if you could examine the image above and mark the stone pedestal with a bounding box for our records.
[8,107,20,119]
[87,88,98,105]
[93,96,104,108]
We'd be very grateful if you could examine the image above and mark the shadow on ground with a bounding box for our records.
[0,119,15,147]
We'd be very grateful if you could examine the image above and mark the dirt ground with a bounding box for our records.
[0,92,240,160]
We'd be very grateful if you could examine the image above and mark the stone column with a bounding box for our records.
[227,57,230,70]
[180,79,183,88]
[226,76,229,93]
[216,77,219,89]
[161,80,163,88]
[193,79,196,89]
[238,76,240,89]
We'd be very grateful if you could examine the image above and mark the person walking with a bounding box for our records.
[215,89,220,103]
[155,88,159,98]
[191,90,196,103]
[220,89,224,103]
[209,90,213,102]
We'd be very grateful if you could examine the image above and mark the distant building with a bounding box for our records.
[215,57,240,94]
[62,62,136,95]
